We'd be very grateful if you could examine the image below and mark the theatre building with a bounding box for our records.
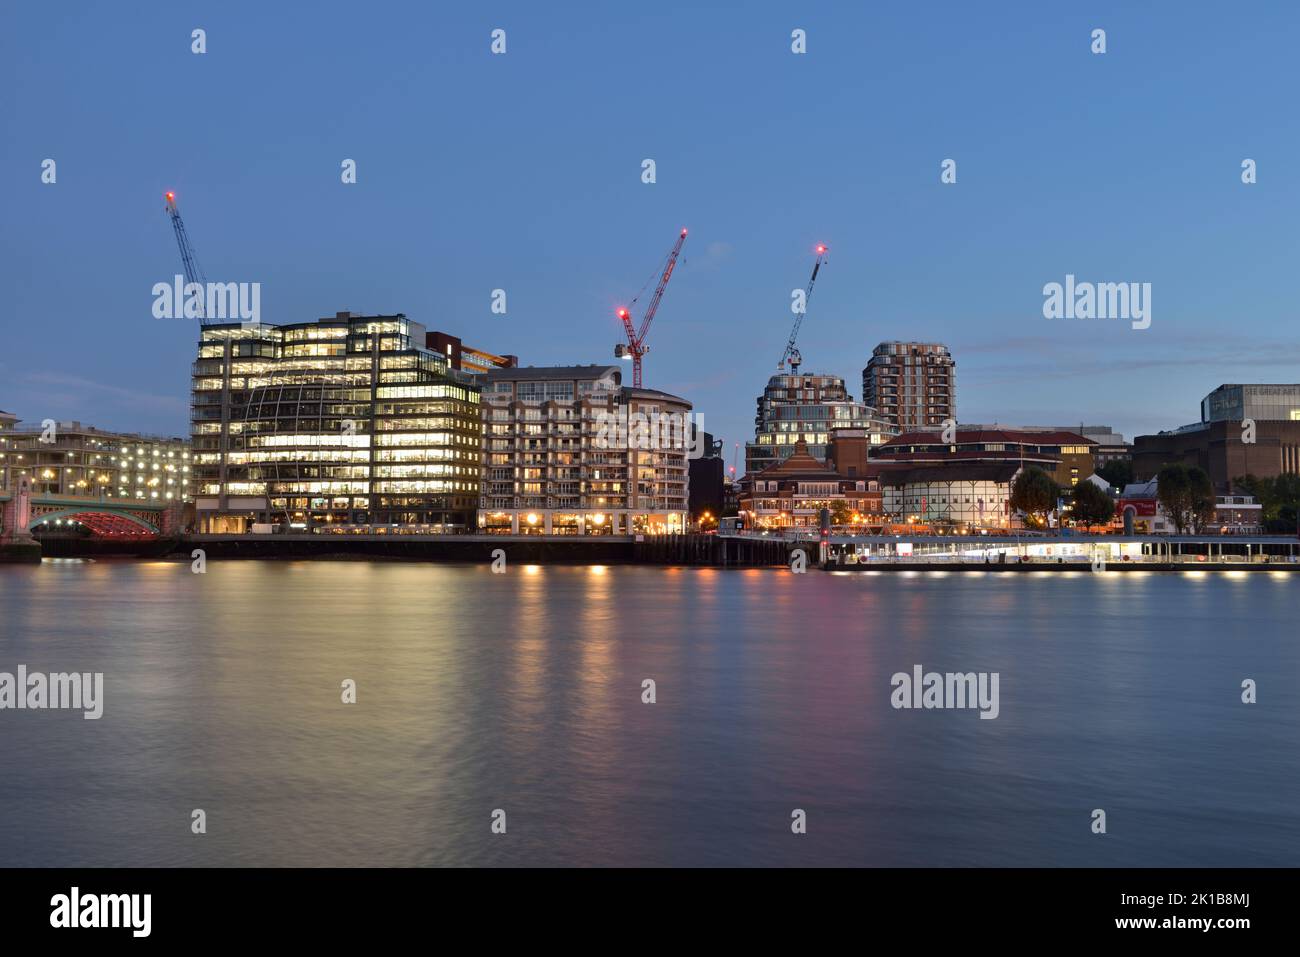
[1132,385,1300,491]
[874,426,1096,489]
[879,463,1019,530]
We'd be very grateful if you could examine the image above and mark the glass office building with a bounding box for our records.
[191,312,481,533]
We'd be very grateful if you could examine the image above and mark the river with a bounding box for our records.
[1,559,1296,866]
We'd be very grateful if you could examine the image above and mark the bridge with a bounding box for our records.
[0,477,182,543]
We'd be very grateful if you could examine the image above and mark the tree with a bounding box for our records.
[1187,467,1216,533]
[1095,459,1134,490]
[1156,464,1214,533]
[1156,464,1192,532]
[829,499,854,526]
[1234,473,1300,531]
[1070,480,1115,528]
[1010,467,1058,527]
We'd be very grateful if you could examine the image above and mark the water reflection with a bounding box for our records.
[0,561,1296,867]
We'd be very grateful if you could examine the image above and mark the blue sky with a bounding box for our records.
[2,1,1297,460]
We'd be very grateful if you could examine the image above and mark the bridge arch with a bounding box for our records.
[28,508,161,536]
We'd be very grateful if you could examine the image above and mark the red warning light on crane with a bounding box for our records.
[816,244,827,254]
[166,192,175,201]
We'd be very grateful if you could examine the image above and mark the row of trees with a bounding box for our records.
[1232,473,1300,532]
[825,463,1297,532]
[1008,462,1219,533]
[1008,467,1118,528]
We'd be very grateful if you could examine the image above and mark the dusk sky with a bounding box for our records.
[3,1,1297,460]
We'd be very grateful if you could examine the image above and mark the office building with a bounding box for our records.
[1046,425,1129,466]
[190,312,481,532]
[862,341,955,432]
[0,419,190,502]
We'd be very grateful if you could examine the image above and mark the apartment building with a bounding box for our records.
[746,372,895,477]
[479,366,691,535]
[862,341,955,432]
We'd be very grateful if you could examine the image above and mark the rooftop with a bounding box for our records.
[879,463,1022,486]
[483,364,621,383]
[624,386,691,408]
[751,439,845,481]
[884,428,1095,447]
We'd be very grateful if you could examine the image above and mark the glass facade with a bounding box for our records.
[1202,384,1300,424]
[745,373,895,476]
[191,313,481,532]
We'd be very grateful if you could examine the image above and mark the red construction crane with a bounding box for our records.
[615,228,687,388]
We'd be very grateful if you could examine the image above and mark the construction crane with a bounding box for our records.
[164,191,209,325]
[615,228,687,388]
[777,243,828,372]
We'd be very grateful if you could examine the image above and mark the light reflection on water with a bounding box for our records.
[0,560,1297,867]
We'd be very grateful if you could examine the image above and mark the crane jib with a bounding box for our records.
[619,228,688,387]
[778,249,827,369]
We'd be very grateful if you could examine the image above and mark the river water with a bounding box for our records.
[1,559,1297,866]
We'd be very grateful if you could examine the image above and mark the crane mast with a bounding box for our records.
[778,244,828,372]
[164,191,209,325]
[616,228,688,388]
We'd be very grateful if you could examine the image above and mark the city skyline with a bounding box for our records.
[4,2,1299,461]
[4,0,1300,899]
